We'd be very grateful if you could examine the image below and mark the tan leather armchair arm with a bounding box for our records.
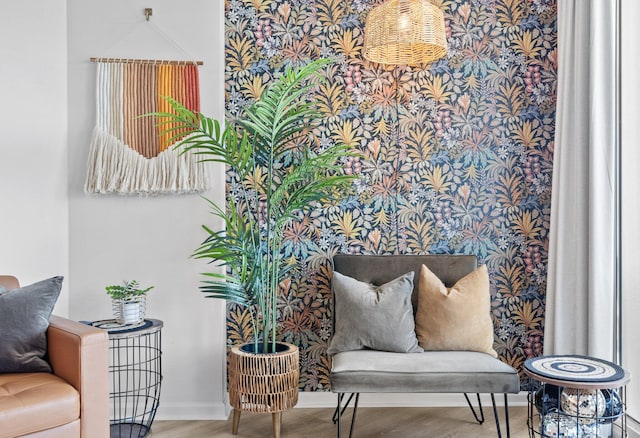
[47,315,109,438]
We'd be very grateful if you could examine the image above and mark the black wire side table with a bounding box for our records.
[524,355,630,438]
[88,319,163,438]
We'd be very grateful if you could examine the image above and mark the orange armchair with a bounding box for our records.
[0,276,109,438]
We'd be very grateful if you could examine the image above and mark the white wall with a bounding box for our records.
[0,1,69,315]
[66,0,228,419]
[622,0,640,430]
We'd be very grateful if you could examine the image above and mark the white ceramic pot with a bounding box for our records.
[112,296,146,325]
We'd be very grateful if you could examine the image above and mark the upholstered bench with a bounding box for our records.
[329,255,520,438]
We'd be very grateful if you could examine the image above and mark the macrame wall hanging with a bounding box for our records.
[85,58,208,195]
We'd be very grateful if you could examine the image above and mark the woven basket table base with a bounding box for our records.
[229,343,299,438]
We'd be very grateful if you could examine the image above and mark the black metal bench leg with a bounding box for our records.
[348,393,360,438]
[504,393,511,438]
[464,393,485,424]
[490,393,511,438]
[336,393,343,438]
[332,393,355,424]
[491,393,502,438]
[334,393,360,438]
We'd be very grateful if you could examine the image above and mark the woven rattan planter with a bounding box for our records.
[229,342,299,438]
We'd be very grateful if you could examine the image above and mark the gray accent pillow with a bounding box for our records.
[328,271,423,355]
[0,276,63,373]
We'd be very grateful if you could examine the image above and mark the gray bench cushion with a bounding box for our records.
[331,350,520,394]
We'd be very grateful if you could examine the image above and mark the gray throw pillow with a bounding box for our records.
[0,276,63,373]
[328,271,422,355]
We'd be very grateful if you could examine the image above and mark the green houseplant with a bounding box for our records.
[106,280,154,325]
[157,59,354,351]
[154,59,356,436]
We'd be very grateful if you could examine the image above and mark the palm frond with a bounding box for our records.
[269,145,357,223]
[149,59,356,349]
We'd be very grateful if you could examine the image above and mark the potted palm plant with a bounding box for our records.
[155,59,356,437]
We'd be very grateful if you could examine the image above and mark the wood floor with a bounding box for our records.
[151,406,530,437]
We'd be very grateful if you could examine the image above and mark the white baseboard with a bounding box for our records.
[295,391,527,408]
[155,401,231,421]
[154,392,527,420]
[628,416,640,438]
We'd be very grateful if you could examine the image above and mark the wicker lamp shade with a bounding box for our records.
[363,0,447,65]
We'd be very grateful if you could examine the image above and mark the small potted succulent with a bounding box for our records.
[106,280,154,325]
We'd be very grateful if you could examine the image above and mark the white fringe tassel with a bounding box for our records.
[85,127,209,195]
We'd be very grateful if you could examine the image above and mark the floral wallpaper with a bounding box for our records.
[225,0,557,389]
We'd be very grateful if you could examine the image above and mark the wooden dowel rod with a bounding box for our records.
[90,57,203,66]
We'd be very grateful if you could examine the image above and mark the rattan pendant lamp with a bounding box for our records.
[363,0,448,65]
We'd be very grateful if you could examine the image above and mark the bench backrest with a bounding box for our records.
[332,254,478,312]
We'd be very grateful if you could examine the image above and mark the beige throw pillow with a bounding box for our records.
[415,264,497,357]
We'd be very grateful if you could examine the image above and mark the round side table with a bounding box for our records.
[88,319,163,438]
[524,355,630,438]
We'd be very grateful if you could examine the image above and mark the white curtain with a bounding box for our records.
[544,0,618,360]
